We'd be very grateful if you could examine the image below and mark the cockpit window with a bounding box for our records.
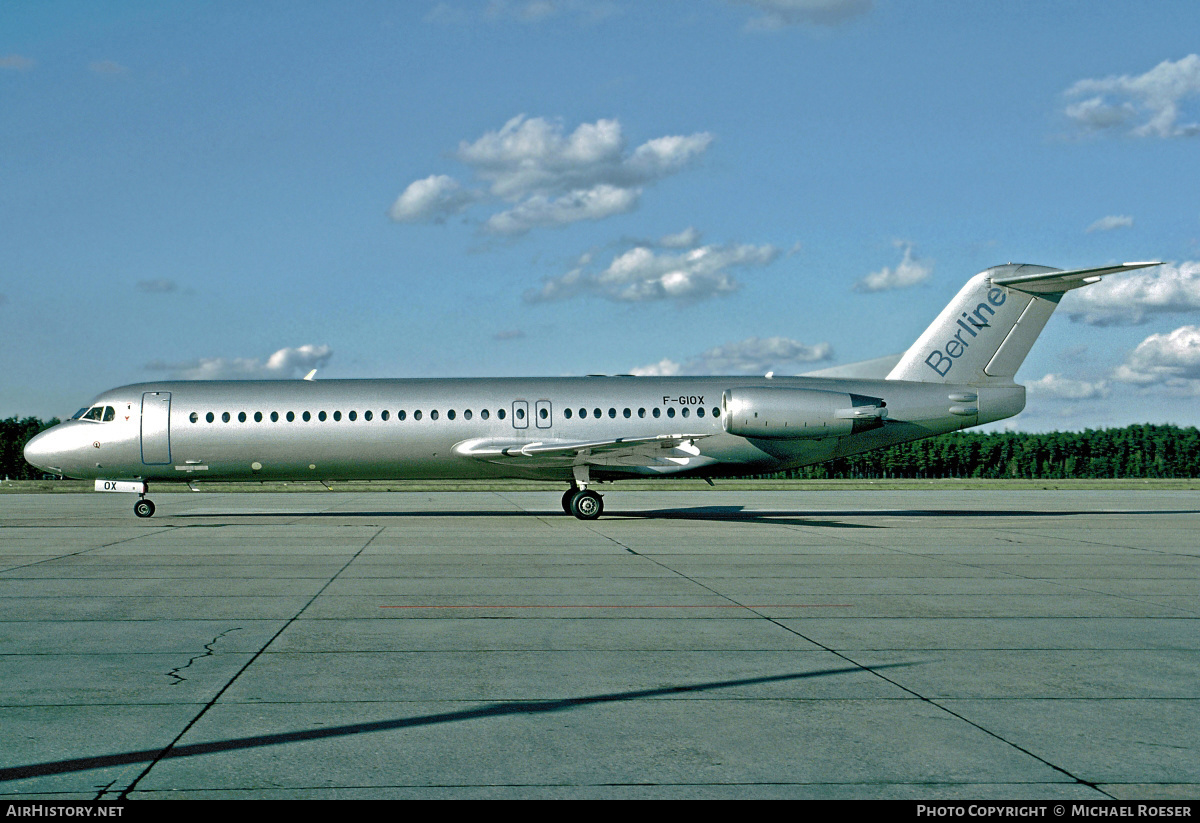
[76,405,115,422]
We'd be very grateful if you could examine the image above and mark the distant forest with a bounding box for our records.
[2,417,61,480]
[2,416,1198,481]
[766,424,1200,480]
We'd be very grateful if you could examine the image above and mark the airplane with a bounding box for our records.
[23,261,1159,520]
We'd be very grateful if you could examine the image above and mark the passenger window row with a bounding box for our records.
[563,407,721,420]
[188,408,507,424]
[188,405,723,424]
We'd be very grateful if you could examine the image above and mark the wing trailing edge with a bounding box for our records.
[453,433,714,469]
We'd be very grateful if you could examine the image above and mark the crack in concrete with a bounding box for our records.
[164,628,243,686]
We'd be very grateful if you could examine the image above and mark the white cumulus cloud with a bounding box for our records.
[89,60,127,75]
[525,233,780,304]
[630,358,683,377]
[135,278,179,294]
[1062,261,1200,326]
[391,115,713,235]
[145,345,333,380]
[1112,325,1200,393]
[483,184,639,235]
[732,0,872,29]
[388,175,479,223]
[0,54,35,71]
[1026,373,1110,400]
[633,336,832,376]
[1065,54,1200,138]
[426,1,619,25]
[1086,215,1134,233]
[853,242,932,293]
[658,227,702,248]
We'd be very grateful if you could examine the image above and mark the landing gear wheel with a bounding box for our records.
[569,489,603,520]
[561,489,577,514]
[134,499,155,519]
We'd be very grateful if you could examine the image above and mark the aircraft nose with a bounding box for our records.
[23,428,65,474]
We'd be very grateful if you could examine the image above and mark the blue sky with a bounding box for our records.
[3,0,1200,430]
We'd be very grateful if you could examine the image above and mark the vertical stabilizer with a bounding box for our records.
[886,262,1160,385]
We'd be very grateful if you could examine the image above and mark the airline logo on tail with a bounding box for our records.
[923,287,1007,377]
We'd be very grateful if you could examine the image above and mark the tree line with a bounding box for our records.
[3,416,1198,481]
[2,417,61,479]
[769,424,1200,480]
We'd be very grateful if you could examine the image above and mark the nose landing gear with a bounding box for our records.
[95,479,156,518]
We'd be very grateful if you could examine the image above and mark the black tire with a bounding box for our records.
[561,489,576,514]
[134,499,155,519]
[570,490,603,520]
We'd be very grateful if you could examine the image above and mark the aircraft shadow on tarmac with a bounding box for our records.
[172,506,879,527]
[0,662,917,785]
[167,505,1200,527]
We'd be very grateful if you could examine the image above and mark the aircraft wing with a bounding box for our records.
[990,261,1160,294]
[453,433,715,468]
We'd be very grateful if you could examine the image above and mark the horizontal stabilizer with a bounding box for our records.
[990,262,1161,294]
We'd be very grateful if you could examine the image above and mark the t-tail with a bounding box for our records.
[886,262,1161,385]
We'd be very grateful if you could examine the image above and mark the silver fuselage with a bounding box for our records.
[23,376,1024,484]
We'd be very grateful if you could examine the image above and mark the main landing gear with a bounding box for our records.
[562,487,603,520]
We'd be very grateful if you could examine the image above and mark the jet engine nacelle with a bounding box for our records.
[721,387,887,439]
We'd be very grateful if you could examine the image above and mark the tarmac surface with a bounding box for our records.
[0,489,1197,799]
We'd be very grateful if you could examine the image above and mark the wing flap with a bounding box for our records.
[453,433,713,468]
